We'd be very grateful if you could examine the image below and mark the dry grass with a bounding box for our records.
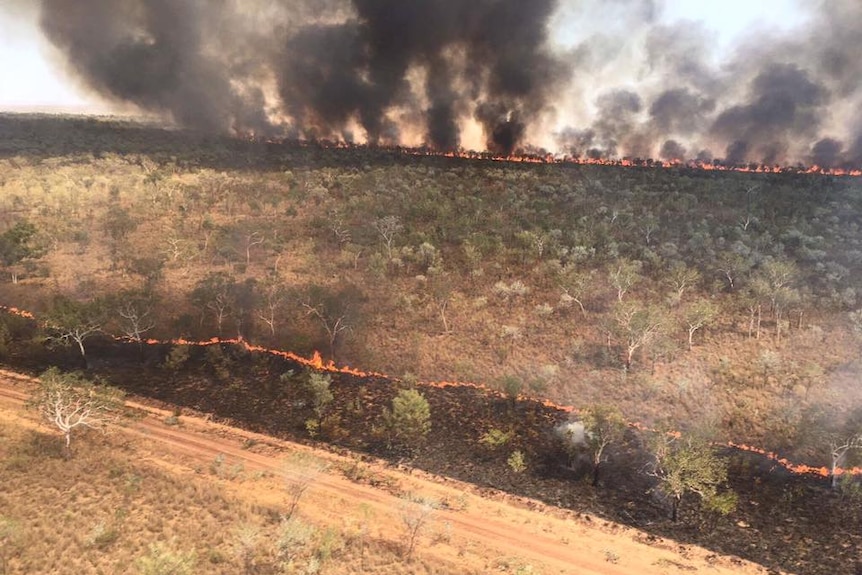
[0,407,467,575]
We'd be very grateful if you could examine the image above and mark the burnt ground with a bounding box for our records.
[3,334,861,575]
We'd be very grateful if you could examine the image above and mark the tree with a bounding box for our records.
[610,302,663,371]
[750,258,800,343]
[374,215,403,261]
[101,205,138,269]
[666,262,700,306]
[803,407,862,490]
[646,434,735,522]
[255,277,288,336]
[383,389,431,451]
[580,405,627,486]
[274,517,315,566]
[45,296,107,364]
[0,220,39,283]
[682,299,718,351]
[398,495,436,561]
[302,284,361,361]
[556,263,592,316]
[190,271,237,334]
[497,374,523,411]
[115,289,156,343]
[282,453,329,518]
[715,250,752,292]
[608,258,643,302]
[29,367,123,456]
[829,434,862,490]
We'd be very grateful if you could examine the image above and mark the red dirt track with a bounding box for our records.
[0,368,771,575]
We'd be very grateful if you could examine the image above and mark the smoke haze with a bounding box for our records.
[34,0,862,165]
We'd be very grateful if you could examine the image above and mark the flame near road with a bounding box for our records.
[1,304,859,478]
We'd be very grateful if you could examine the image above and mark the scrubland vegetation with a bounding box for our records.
[1,113,862,574]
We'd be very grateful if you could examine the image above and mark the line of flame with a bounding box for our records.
[261,138,862,177]
[2,304,859,478]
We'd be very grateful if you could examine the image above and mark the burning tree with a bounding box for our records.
[645,434,736,522]
[28,367,124,456]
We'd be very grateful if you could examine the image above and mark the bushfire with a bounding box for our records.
[255,137,862,177]
[3,304,860,478]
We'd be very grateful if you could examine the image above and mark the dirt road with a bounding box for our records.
[0,369,773,575]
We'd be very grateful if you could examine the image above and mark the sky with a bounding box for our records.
[0,0,807,114]
[0,1,104,112]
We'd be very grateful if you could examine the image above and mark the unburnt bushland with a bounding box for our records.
[1,115,862,506]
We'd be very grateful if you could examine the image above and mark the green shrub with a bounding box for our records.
[383,389,431,451]
[479,428,514,450]
[507,450,527,473]
[162,344,191,371]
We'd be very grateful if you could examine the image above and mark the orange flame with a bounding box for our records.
[2,304,860,478]
[260,138,862,177]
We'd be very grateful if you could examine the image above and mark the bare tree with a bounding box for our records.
[638,212,659,246]
[191,272,237,334]
[760,258,800,343]
[301,284,360,360]
[45,296,107,364]
[244,231,264,266]
[327,208,353,247]
[283,453,329,519]
[683,299,717,351]
[116,290,156,343]
[611,302,663,371]
[608,259,643,302]
[256,279,287,336]
[829,434,862,490]
[556,263,592,316]
[427,275,454,334]
[374,215,403,260]
[666,262,701,305]
[398,495,437,561]
[29,367,123,456]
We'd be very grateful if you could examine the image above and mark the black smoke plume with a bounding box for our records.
[39,0,566,155]
[34,0,862,166]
